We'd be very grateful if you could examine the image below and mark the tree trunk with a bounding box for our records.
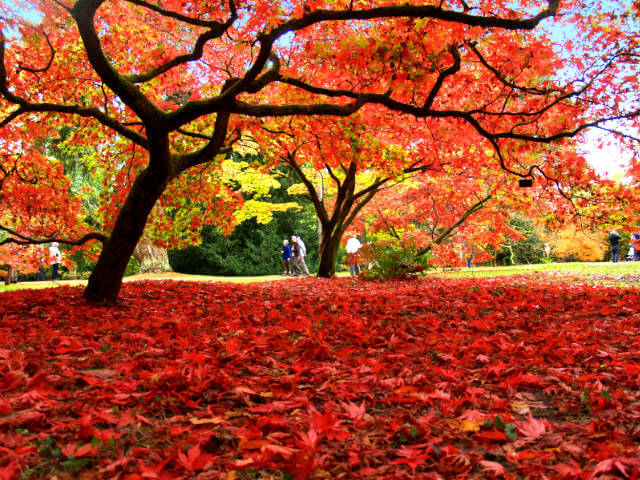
[133,239,172,274]
[83,167,169,303]
[316,227,343,278]
[3,265,16,285]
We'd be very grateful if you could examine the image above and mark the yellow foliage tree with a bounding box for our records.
[549,227,608,262]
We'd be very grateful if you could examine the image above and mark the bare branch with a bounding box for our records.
[342,187,379,233]
[174,116,236,173]
[327,161,357,227]
[287,150,330,225]
[260,125,295,138]
[467,52,624,118]
[268,1,560,38]
[100,82,110,114]
[467,42,558,95]
[325,163,342,188]
[467,108,640,147]
[51,0,72,12]
[171,0,560,126]
[177,128,214,141]
[416,193,492,256]
[0,32,149,148]
[245,53,282,94]
[0,154,38,185]
[594,125,640,143]
[71,0,163,124]
[351,162,439,202]
[125,0,236,29]
[423,45,461,110]
[0,226,106,246]
[175,79,238,172]
[17,29,55,74]
[125,5,237,84]
[0,104,148,149]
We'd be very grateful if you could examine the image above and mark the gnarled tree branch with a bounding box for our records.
[0,226,106,246]
[17,29,55,74]
[423,45,461,110]
[170,0,560,126]
[0,32,149,148]
[125,1,237,84]
[125,0,236,29]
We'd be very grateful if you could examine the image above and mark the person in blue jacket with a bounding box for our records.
[281,239,292,275]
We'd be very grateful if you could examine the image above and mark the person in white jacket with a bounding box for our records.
[294,235,311,276]
[345,235,362,276]
[49,242,62,281]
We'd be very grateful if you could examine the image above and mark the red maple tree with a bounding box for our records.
[0,0,638,301]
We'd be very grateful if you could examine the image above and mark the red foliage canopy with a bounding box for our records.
[0,124,86,271]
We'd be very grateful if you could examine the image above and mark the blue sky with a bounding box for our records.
[540,0,638,178]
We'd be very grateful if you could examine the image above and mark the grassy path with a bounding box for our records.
[3,261,640,293]
[431,260,640,278]
[0,272,288,293]
[0,271,347,293]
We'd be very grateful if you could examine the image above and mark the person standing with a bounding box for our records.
[291,235,301,276]
[609,230,621,263]
[36,250,46,281]
[632,233,640,261]
[281,239,292,275]
[49,242,62,280]
[295,235,311,276]
[346,235,362,276]
[464,251,473,269]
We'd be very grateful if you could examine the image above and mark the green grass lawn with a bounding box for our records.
[431,260,640,279]
[0,274,284,293]
[0,271,350,293]
[2,262,639,293]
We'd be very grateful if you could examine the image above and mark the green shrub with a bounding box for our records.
[360,241,427,280]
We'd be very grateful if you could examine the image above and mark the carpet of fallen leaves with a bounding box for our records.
[1,277,640,480]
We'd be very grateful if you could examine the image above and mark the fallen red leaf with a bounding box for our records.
[0,277,638,478]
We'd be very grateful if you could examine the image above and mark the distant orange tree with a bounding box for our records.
[549,227,609,262]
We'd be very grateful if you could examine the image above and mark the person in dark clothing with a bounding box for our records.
[36,250,46,281]
[609,230,621,263]
[632,233,640,261]
[290,235,301,275]
[281,239,292,275]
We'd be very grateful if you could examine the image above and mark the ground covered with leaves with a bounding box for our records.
[1,277,639,479]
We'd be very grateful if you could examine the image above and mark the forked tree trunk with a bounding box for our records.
[133,239,172,274]
[83,167,169,303]
[81,110,230,303]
